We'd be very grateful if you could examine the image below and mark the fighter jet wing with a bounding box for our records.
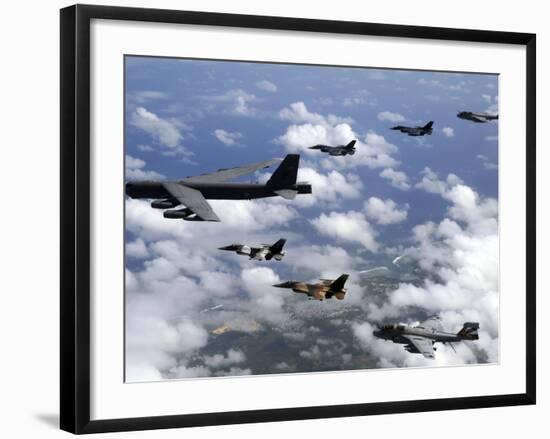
[404,335,435,359]
[181,158,282,183]
[162,182,220,221]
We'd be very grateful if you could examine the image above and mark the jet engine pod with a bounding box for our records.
[237,245,251,255]
[163,207,193,219]
[151,199,179,209]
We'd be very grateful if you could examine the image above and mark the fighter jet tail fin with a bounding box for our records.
[457,322,479,340]
[328,274,349,292]
[346,140,357,149]
[267,154,299,189]
[424,121,434,130]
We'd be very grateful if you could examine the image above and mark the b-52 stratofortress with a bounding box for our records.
[273,274,349,301]
[390,121,434,136]
[125,154,311,222]
[373,317,479,359]
[308,140,357,156]
[219,238,286,261]
[457,111,499,123]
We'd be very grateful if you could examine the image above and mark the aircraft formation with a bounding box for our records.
[125,107,493,359]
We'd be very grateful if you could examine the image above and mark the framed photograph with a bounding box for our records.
[60,4,536,434]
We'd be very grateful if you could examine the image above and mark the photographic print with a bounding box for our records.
[124,56,499,382]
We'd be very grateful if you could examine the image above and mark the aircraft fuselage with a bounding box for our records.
[126,181,311,201]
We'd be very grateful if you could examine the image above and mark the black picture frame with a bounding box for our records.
[60,4,536,434]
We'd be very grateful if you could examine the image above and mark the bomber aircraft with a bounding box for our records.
[308,140,357,156]
[457,111,498,123]
[390,121,434,136]
[373,317,479,359]
[273,274,349,301]
[219,238,287,261]
[125,154,311,222]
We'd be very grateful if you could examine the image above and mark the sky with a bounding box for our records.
[124,55,499,382]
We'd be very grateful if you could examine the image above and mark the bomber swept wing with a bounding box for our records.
[162,182,220,222]
[181,158,282,183]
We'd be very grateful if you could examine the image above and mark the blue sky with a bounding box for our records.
[124,56,499,380]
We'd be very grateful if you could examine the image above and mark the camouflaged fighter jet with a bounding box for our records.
[273,274,349,301]
[125,154,311,222]
[390,121,434,136]
[457,111,499,123]
[308,140,357,156]
[219,238,286,261]
[373,317,479,359]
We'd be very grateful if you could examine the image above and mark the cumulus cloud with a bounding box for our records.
[379,168,411,190]
[377,111,405,123]
[279,101,353,126]
[126,237,150,259]
[202,89,259,116]
[310,211,378,252]
[441,127,455,137]
[255,80,278,93]
[276,102,400,170]
[203,349,246,368]
[359,175,499,366]
[131,107,183,148]
[415,167,463,196]
[212,129,243,146]
[125,155,165,180]
[364,197,408,225]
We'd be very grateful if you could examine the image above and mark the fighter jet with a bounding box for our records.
[373,317,479,359]
[457,111,499,123]
[125,154,311,222]
[390,121,434,136]
[219,238,286,261]
[308,140,357,156]
[273,274,349,301]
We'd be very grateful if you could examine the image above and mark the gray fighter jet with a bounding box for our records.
[125,154,311,222]
[457,111,498,123]
[373,317,479,359]
[308,140,357,156]
[390,121,434,136]
[219,238,287,261]
[273,274,349,301]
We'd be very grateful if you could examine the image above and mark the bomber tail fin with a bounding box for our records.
[266,154,299,189]
[457,322,479,340]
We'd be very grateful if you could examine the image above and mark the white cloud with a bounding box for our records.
[212,129,243,146]
[131,107,183,148]
[255,80,277,93]
[441,127,455,137]
[310,211,378,252]
[377,111,405,123]
[364,197,408,225]
[276,102,400,170]
[481,93,492,103]
[203,349,246,368]
[279,101,353,126]
[241,267,286,323]
[362,176,499,366]
[415,167,463,196]
[203,89,258,116]
[126,238,150,259]
[379,168,410,190]
[125,155,165,180]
